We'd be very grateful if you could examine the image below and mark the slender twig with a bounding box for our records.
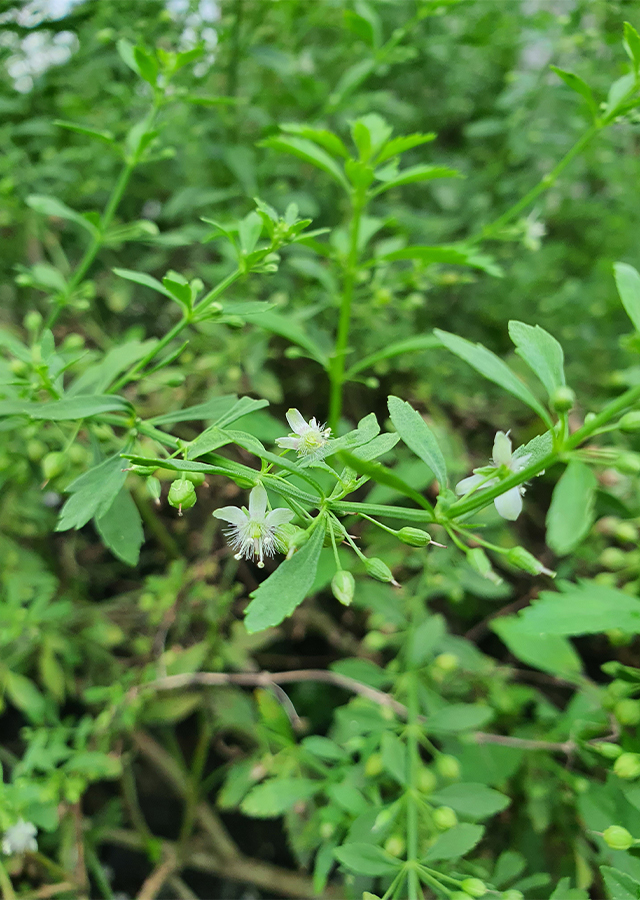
[473,731,575,754]
[136,849,178,900]
[20,883,77,900]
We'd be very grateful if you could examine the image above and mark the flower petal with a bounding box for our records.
[285,408,309,435]
[455,473,486,495]
[492,431,513,467]
[265,508,295,527]
[494,486,523,520]
[275,437,301,451]
[213,506,248,526]
[248,484,268,520]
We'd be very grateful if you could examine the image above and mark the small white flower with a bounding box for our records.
[213,484,294,568]
[2,819,37,855]
[455,431,531,521]
[275,408,331,459]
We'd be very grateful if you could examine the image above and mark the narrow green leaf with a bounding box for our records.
[242,310,329,368]
[238,211,262,255]
[546,460,597,556]
[549,66,597,118]
[280,123,349,158]
[427,704,493,733]
[54,120,115,145]
[95,488,144,566]
[387,395,447,489]
[133,45,158,85]
[491,617,582,679]
[334,843,401,877]
[423,824,484,862]
[244,520,326,633]
[113,267,176,299]
[116,38,139,75]
[508,321,565,398]
[240,777,318,818]
[345,336,441,380]
[613,261,640,332]
[371,164,460,197]
[606,72,636,116]
[56,454,128,532]
[510,580,640,636]
[149,395,238,426]
[260,135,349,191]
[381,732,407,785]
[434,329,552,426]
[26,194,98,237]
[429,783,510,821]
[67,339,156,396]
[0,395,132,420]
[371,245,470,266]
[375,132,436,164]
[6,672,47,724]
[624,22,640,74]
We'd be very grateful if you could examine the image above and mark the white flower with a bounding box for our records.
[2,819,37,855]
[213,484,294,568]
[455,431,531,521]
[275,408,331,459]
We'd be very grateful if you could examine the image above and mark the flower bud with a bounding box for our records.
[461,878,488,898]
[507,546,555,577]
[27,440,47,462]
[331,570,355,606]
[500,892,524,900]
[184,471,206,486]
[42,451,67,481]
[10,359,29,377]
[550,386,576,413]
[614,752,640,780]
[600,547,629,570]
[615,452,640,475]
[618,411,640,433]
[417,768,437,794]
[614,699,640,726]
[603,825,634,850]
[467,548,502,585]
[364,753,383,778]
[397,527,432,547]
[432,806,458,830]
[384,834,406,858]
[129,464,158,476]
[615,521,638,543]
[593,742,623,759]
[23,311,42,332]
[432,653,459,674]
[146,476,161,504]
[167,478,196,513]
[364,557,399,586]
[436,754,461,781]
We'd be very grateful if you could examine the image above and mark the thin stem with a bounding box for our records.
[405,599,423,900]
[177,715,212,855]
[329,197,364,430]
[0,859,16,900]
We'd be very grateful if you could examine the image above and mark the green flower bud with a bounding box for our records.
[593,742,623,759]
[383,834,405,858]
[436,754,461,781]
[467,548,502,585]
[615,521,639,543]
[319,821,334,840]
[507,546,555,577]
[550,386,576,413]
[615,699,640,726]
[614,752,640,780]
[184,471,206,486]
[461,878,488,898]
[417,767,437,794]
[130,464,158,476]
[364,557,399,585]
[432,806,458,830]
[23,310,42,332]
[167,478,196,513]
[364,753,383,778]
[433,652,459,674]
[603,825,634,850]
[397,526,432,547]
[331,570,355,606]
[146,476,161,504]
[500,892,524,900]
[600,547,629,570]
[42,451,67,481]
[615,452,640,475]
[618,411,640,433]
[27,440,47,462]
[9,359,29,377]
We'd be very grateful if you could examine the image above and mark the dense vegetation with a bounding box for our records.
[4,1,640,898]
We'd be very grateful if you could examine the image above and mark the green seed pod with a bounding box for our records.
[615,452,640,475]
[550,386,576,413]
[593,742,623,759]
[618,411,640,433]
[467,548,502,585]
[614,752,640,780]
[614,698,640,726]
[130,464,158,477]
[42,451,67,481]
[461,878,488,898]
[603,825,634,850]
[397,526,432,547]
[364,557,397,584]
[507,546,554,577]
[436,754,461,781]
[432,806,458,830]
[184,471,206,486]
[167,478,196,512]
[331,570,355,606]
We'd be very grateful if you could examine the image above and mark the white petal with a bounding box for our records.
[285,408,309,435]
[511,452,531,474]
[275,437,301,451]
[213,506,248,526]
[492,431,513,467]
[248,484,268,520]
[265,508,295,527]
[494,486,523,520]
[455,473,486,495]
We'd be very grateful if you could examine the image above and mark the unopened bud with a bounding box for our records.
[614,699,640,726]
[167,478,196,514]
[593,742,623,759]
[397,527,432,547]
[146,476,161,504]
[507,546,555,577]
[467,548,502,585]
[129,464,158,476]
[618,411,640,433]
[364,557,399,586]
[603,825,634,850]
[461,878,487,898]
[364,753,383,778]
[550,386,576,413]
[24,311,42,332]
[42,451,67,481]
[384,834,405,858]
[614,752,640,779]
[436,754,461,781]
[331,570,355,606]
[432,806,458,830]
[615,452,640,475]
[184,471,206,486]
[417,768,437,794]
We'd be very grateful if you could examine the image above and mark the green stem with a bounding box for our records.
[405,600,422,900]
[0,859,16,900]
[177,715,212,855]
[329,197,364,430]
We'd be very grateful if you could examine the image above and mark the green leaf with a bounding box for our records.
[427,704,493,733]
[0,395,132,420]
[345,335,441,379]
[63,750,121,779]
[434,329,552,426]
[491,617,582,679]
[429,783,510,820]
[601,867,640,900]
[549,66,597,118]
[260,135,349,191]
[54,120,115,145]
[26,194,98,237]
[242,310,329,368]
[280,123,349,158]
[606,72,636,116]
[375,132,436,164]
[334,843,402,877]
[5,672,47,724]
[624,22,640,74]
[116,38,139,75]
[324,413,380,456]
[67,339,156,396]
[238,211,263,254]
[549,877,589,900]
[381,732,407,785]
[301,736,349,762]
[614,262,640,333]
[546,460,597,556]
[149,395,238,426]
[240,777,318,818]
[244,520,326,633]
[510,580,640,636]
[508,320,565,398]
[113,267,177,299]
[387,395,447,489]
[371,164,460,196]
[133,45,158,85]
[95,488,144,566]
[423,824,485,862]
[344,433,400,462]
[330,658,392,689]
[370,245,473,266]
[56,454,128,532]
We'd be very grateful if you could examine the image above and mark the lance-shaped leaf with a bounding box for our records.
[244,519,326,633]
[550,66,597,119]
[508,321,565,398]
[0,395,132,420]
[434,329,552,426]
[371,164,460,197]
[387,395,447,489]
[546,460,597,556]
[95,488,144,566]
[423,824,485,862]
[259,135,349,191]
[56,454,129,532]
[26,195,99,237]
[614,261,640,333]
